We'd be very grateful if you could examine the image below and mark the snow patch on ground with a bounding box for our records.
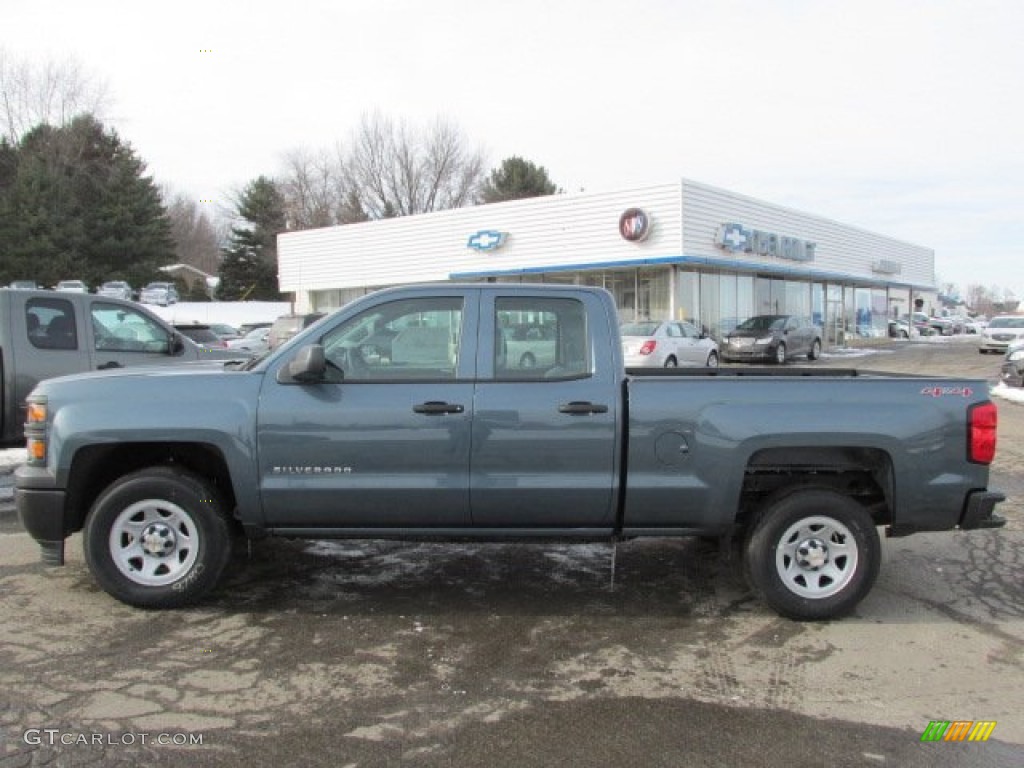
[146,301,293,328]
[992,382,1024,405]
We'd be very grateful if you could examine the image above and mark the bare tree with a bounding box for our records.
[162,189,225,276]
[342,113,486,220]
[0,48,110,143]
[275,114,487,229]
[279,147,346,230]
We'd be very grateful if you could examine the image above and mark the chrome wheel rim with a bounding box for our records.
[775,515,858,599]
[108,499,199,586]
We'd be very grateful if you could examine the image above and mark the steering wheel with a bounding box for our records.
[330,346,369,379]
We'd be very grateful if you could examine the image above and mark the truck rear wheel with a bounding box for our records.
[83,466,232,608]
[744,488,880,620]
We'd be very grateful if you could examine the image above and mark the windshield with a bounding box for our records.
[735,315,785,332]
[989,317,1024,328]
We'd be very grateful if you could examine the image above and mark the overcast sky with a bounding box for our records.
[5,0,1022,299]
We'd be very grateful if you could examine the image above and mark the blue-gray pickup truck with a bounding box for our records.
[15,284,1006,620]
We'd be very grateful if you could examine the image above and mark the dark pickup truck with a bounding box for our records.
[15,284,1005,620]
[0,288,241,444]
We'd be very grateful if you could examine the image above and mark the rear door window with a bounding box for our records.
[27,298,78,350]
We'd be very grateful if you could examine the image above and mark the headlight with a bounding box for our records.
[753,336,773,345]
[1008,349,1024,362]
[24,397,48,464]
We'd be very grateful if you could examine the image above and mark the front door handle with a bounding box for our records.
[558,401,609,415]
[413,401,465,414]
[97,361,123,370]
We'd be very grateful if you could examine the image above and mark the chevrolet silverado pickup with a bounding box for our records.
[15,284,1006,620]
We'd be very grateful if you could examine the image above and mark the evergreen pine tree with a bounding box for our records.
[217,176,286,300]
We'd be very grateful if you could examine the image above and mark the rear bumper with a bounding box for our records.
[959,490,1007,530]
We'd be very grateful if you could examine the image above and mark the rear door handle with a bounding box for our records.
[97,361,123,370]
[413,401,465,414]
[558,401,609,415]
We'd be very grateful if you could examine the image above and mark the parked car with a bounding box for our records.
[268,312,326,350]
[900,314,936,337]
[8,280,40,290]
[97,281,133,301]
[227,326,271,355]
[721,314,822,364]
[0,288,242,443]
[139,282,179,306]
[910,312,952,336]
[55,280,88,293]
[979,315,1024,354]
[962,317,987,334]
[888,319,915,339]
[621,320,719,368]
[1001,341,1024,387]
[503,323,558,369]
[208,322,241,341]
[173,323,229,349]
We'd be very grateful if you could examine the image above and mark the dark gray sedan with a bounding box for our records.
[721,314,822,364]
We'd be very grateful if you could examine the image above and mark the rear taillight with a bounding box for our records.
[968,401,997,464]
[639,340,657,356]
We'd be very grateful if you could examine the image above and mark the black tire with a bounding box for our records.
[664,355,678,368]
[83,466,232,608]
[520,352,536,369]
[705,351,719,368]
[773,343,787,365]
[807,338,821,361]
[743,488,880,621]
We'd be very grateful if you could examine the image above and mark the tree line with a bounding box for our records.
[0,49,560,299]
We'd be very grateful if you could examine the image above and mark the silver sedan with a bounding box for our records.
[621,320,719,368]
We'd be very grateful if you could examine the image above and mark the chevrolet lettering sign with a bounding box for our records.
[716,222,816,262]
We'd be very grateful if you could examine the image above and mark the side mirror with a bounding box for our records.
[169,333,185,356]
[278,344,327,384]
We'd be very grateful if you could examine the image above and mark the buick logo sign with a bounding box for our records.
[619,208,652,242]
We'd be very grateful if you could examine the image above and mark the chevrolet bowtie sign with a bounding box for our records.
[467,230,508,251]
[716,222,816,262]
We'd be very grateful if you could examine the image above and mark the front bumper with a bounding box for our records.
[721,345,776,362]
[959,490,1007,530]
[15,466,69,565]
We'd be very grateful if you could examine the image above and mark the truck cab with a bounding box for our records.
[1,288,241,443]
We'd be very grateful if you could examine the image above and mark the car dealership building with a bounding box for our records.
[277,178,935,347]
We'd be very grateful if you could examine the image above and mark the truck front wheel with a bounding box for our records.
[83,466,232,608]
[744,489,880,620]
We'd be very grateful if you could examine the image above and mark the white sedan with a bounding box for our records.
[979,315,1024,354]
[227,326,271,355]
[621,320,719,368]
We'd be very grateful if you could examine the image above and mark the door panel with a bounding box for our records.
[257,293,476,528]
[472,292,619,529]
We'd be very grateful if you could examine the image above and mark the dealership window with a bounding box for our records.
[699,273,720,339]
[676,270,700,327]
